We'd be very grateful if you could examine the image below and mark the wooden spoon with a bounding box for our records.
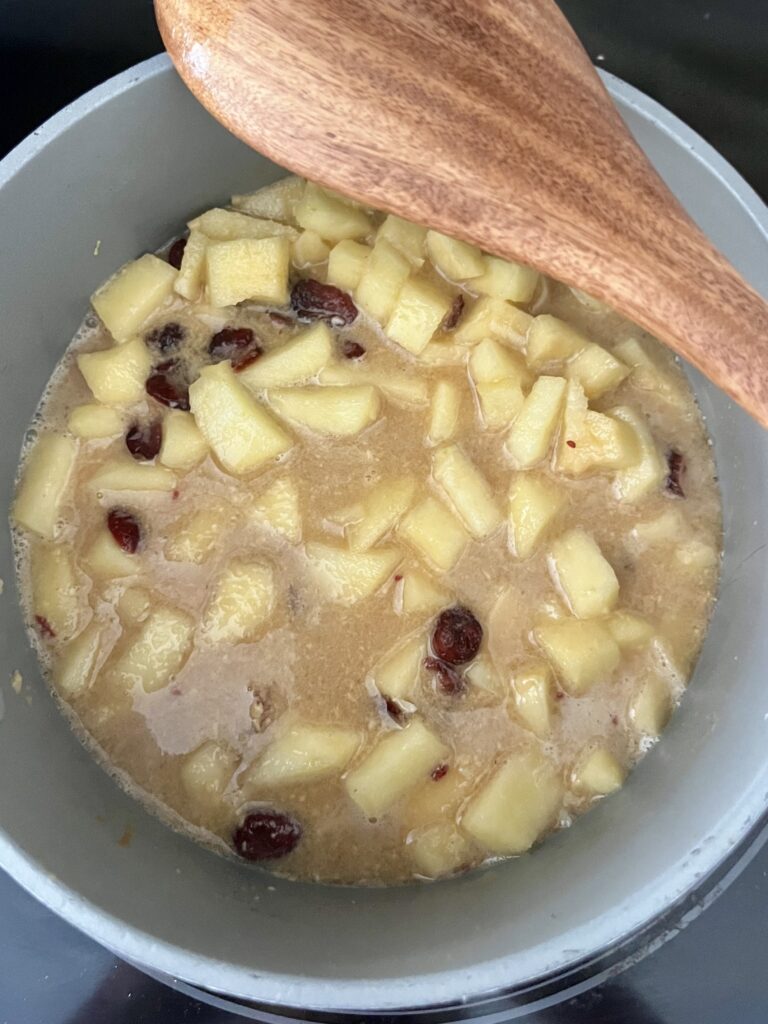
[156,0,768,426]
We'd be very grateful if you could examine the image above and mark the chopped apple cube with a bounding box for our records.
[630,509,685,549]
[508,473,565,559]
[408,823,474,878]
[465,655,503,698]
[91,254,176,342]
[347,477,417,551]
[111,606,193,692]
[88,457,176,492]
[428,380,461,445]
[413,340,467,366]
[548,528,619,618]
[326,239,371,291]
[611,405,666,503]
[475,380,525,430]
[461,749,562,854]
[511,661,555,737]
[189,362,293,475]
[203,560,275,644]
[676,539,718,570]
[399,495,469,572]
[607,611,654,650]
[345,719,449,818]
[386,275,454,355]
[31,543,79,641]
[526,314,588,369]
[67,403,123,440]
[469,338,529,385]
[117,586,151,625]
[242,725,359,789]
[404,766,470,826]
[432,445,502,539]
[205,236,290,307]
[566,343,629,398]
[320,361,428,407]
[356,238,411,324]
[454,296,532,347]
[292,229,330,268]
[240,322,332,388]
[189,207,296,241]
[630,674,672,736]
[77,337,152,405]
[370,634,426,700]
[82,528,139,579]
[54,620,102,697]
[396,569,450,616]
[252,477,301,543]
[166,503,238,564]
[614,337,685,407]
[306,542,402,605]
[555,383,640,476]
[377,215,426,266]
[472,255,539,303]
[181,740,239,804]
[174,228,208,301]
[425,231,485,280]
[232,175,305,222]
[573,747,625,795]
[13,433,77,539]
[157,411,208,471]
[268,385,380,436]
[505,376,567,468]
[535,619,620,695]
[294,182,372,241]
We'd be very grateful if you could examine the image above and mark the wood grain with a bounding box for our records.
[156,0,768,427]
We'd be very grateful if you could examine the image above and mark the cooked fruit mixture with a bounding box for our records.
[12,176,721,884]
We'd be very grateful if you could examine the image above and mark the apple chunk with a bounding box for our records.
[355,238,411,324]
[396,569,450,616]
[174,228,208,301]
[505,376,567,468]
[508,473,566,558]
[205,236,291,307]
[77,338,152,405]
[472,255,540,303]
[13,433,77,539]
[241,725,359,789]
[326,239,371,290]
[111,606,194,693]
[630,674,672,736]
[158,410,209,471]
[572,747,625,796]
[346,476,416,551]
[369,634,426,700]
[611,405,666,503]
[31,543,79,641]
[202,560,276,644]
[398,495,469,573]
[525,314,588,369]
[511,661,555,738]
[67,403,123,440]
[305,542,402,605]
[166,503,239,564]
[181,740,239,804]
[252,477,301,543]
[386,275,453,355]
[88,457,176,492]
[294,182,372,241]
[54,620,103,698]
[432,445,503,539]
[189,207,297,241]
[377,215,427,266]
[548,529,619,618]
[454,296,532,347]
[267,385,380,436]
[534,619,620,695]
[239,322,332,388]
[566,343,629,398]
[408,823,475,878]
[82,528,140,580]
[232,175,305,222]
[426,230,485,279]
[91,253,176,342]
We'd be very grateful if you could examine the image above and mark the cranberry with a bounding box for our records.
[342,340,366,360]
[666,449,686,498]
[442,294,465,332]
[290,278,358,326]
[145,321,185,354]
[424,656,466,695]
[167,237,187,270]
[431,606,483,665]
[431,763,449,781]
[384,696,407,725]
[208,326,258,362]
[107,509,141,554]
[35,615,56,639]
[233,809,302,861]
[146,358,190,411]
[232,347,263,373]
[125,419,162,461]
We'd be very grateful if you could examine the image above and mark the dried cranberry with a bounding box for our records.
[167,237,187,270]
[424,656,465,696]
[431,606,483,665]
[291,278,358,326]
[342,340,366,360]
[145,321,185,354]
[666,449,687,498]
[431,763,449,781]
[384,697,407,725]
[442,294,465,332]
[232,347,263,373]
[268,311,294,328]
[208,326,257,362]
[125,419,162,461]
[107,509,141,554]
[146,358,190,411]
[233,809,302,861]
[35,615,55,639]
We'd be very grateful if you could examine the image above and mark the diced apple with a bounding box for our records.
[505,375,567,468]
[91,254,176,342]
[67,403,123,440]
[294,182,372,241]
[472,255,540,303]
[630,674,672,736]
[189,207,297,241]
[386,275,454,355]
[461,749,562,854]
[404,766,470,826]
[508,473,565,559]
[347,477,416,551]
[370,634,426,700]
[511,661,555,737]
[548,528,619,618]
[166,503,239,564]
[607,611,654,650]
[111,606,193,692]
[399,495,469,572]
[232,175,305,222]
[320,362,428,407]
[475,380,525,430]
[305,542,402,605]
[356,238,411,324]
[13,433,77,539]
[292,229,330,269]
[189,362,293,475]
[526,314,589,369]
[425,231,485,280]
[267,385,380,436]
[82,528,139,579]
[345,719,449,817]
[418,340,469,366]
[454,296,532,347]
[432,445,502,539]
[77,337,152,404]
[252,477,301,543]
[202,560,275,644]
[573,747,625,795]
[88,457,176,492]
[566,343,629,398]
[240,322,332,388]
[408,823,474,878]
[469,338,529,385]
[377,215,426,266]
[464,655,504,698]
[630,509,685,549]
[611,405,666,503]
[396,569,450,616]
[181,740,239,804]
[31,543,79,641]
[174,228,208,301]
[614,337,685,408]
[676,539,718,570]
[326,239,371,291]
[157,411,209,471]
[534,619,620,695]
[117,586,151,625]
[54,620,102,697]
[242,725,359,790]
[428,380,461,445]
[205,236,290,307]
[555,383,640,476]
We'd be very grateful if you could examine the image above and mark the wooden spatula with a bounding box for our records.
[156,0,768,426]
